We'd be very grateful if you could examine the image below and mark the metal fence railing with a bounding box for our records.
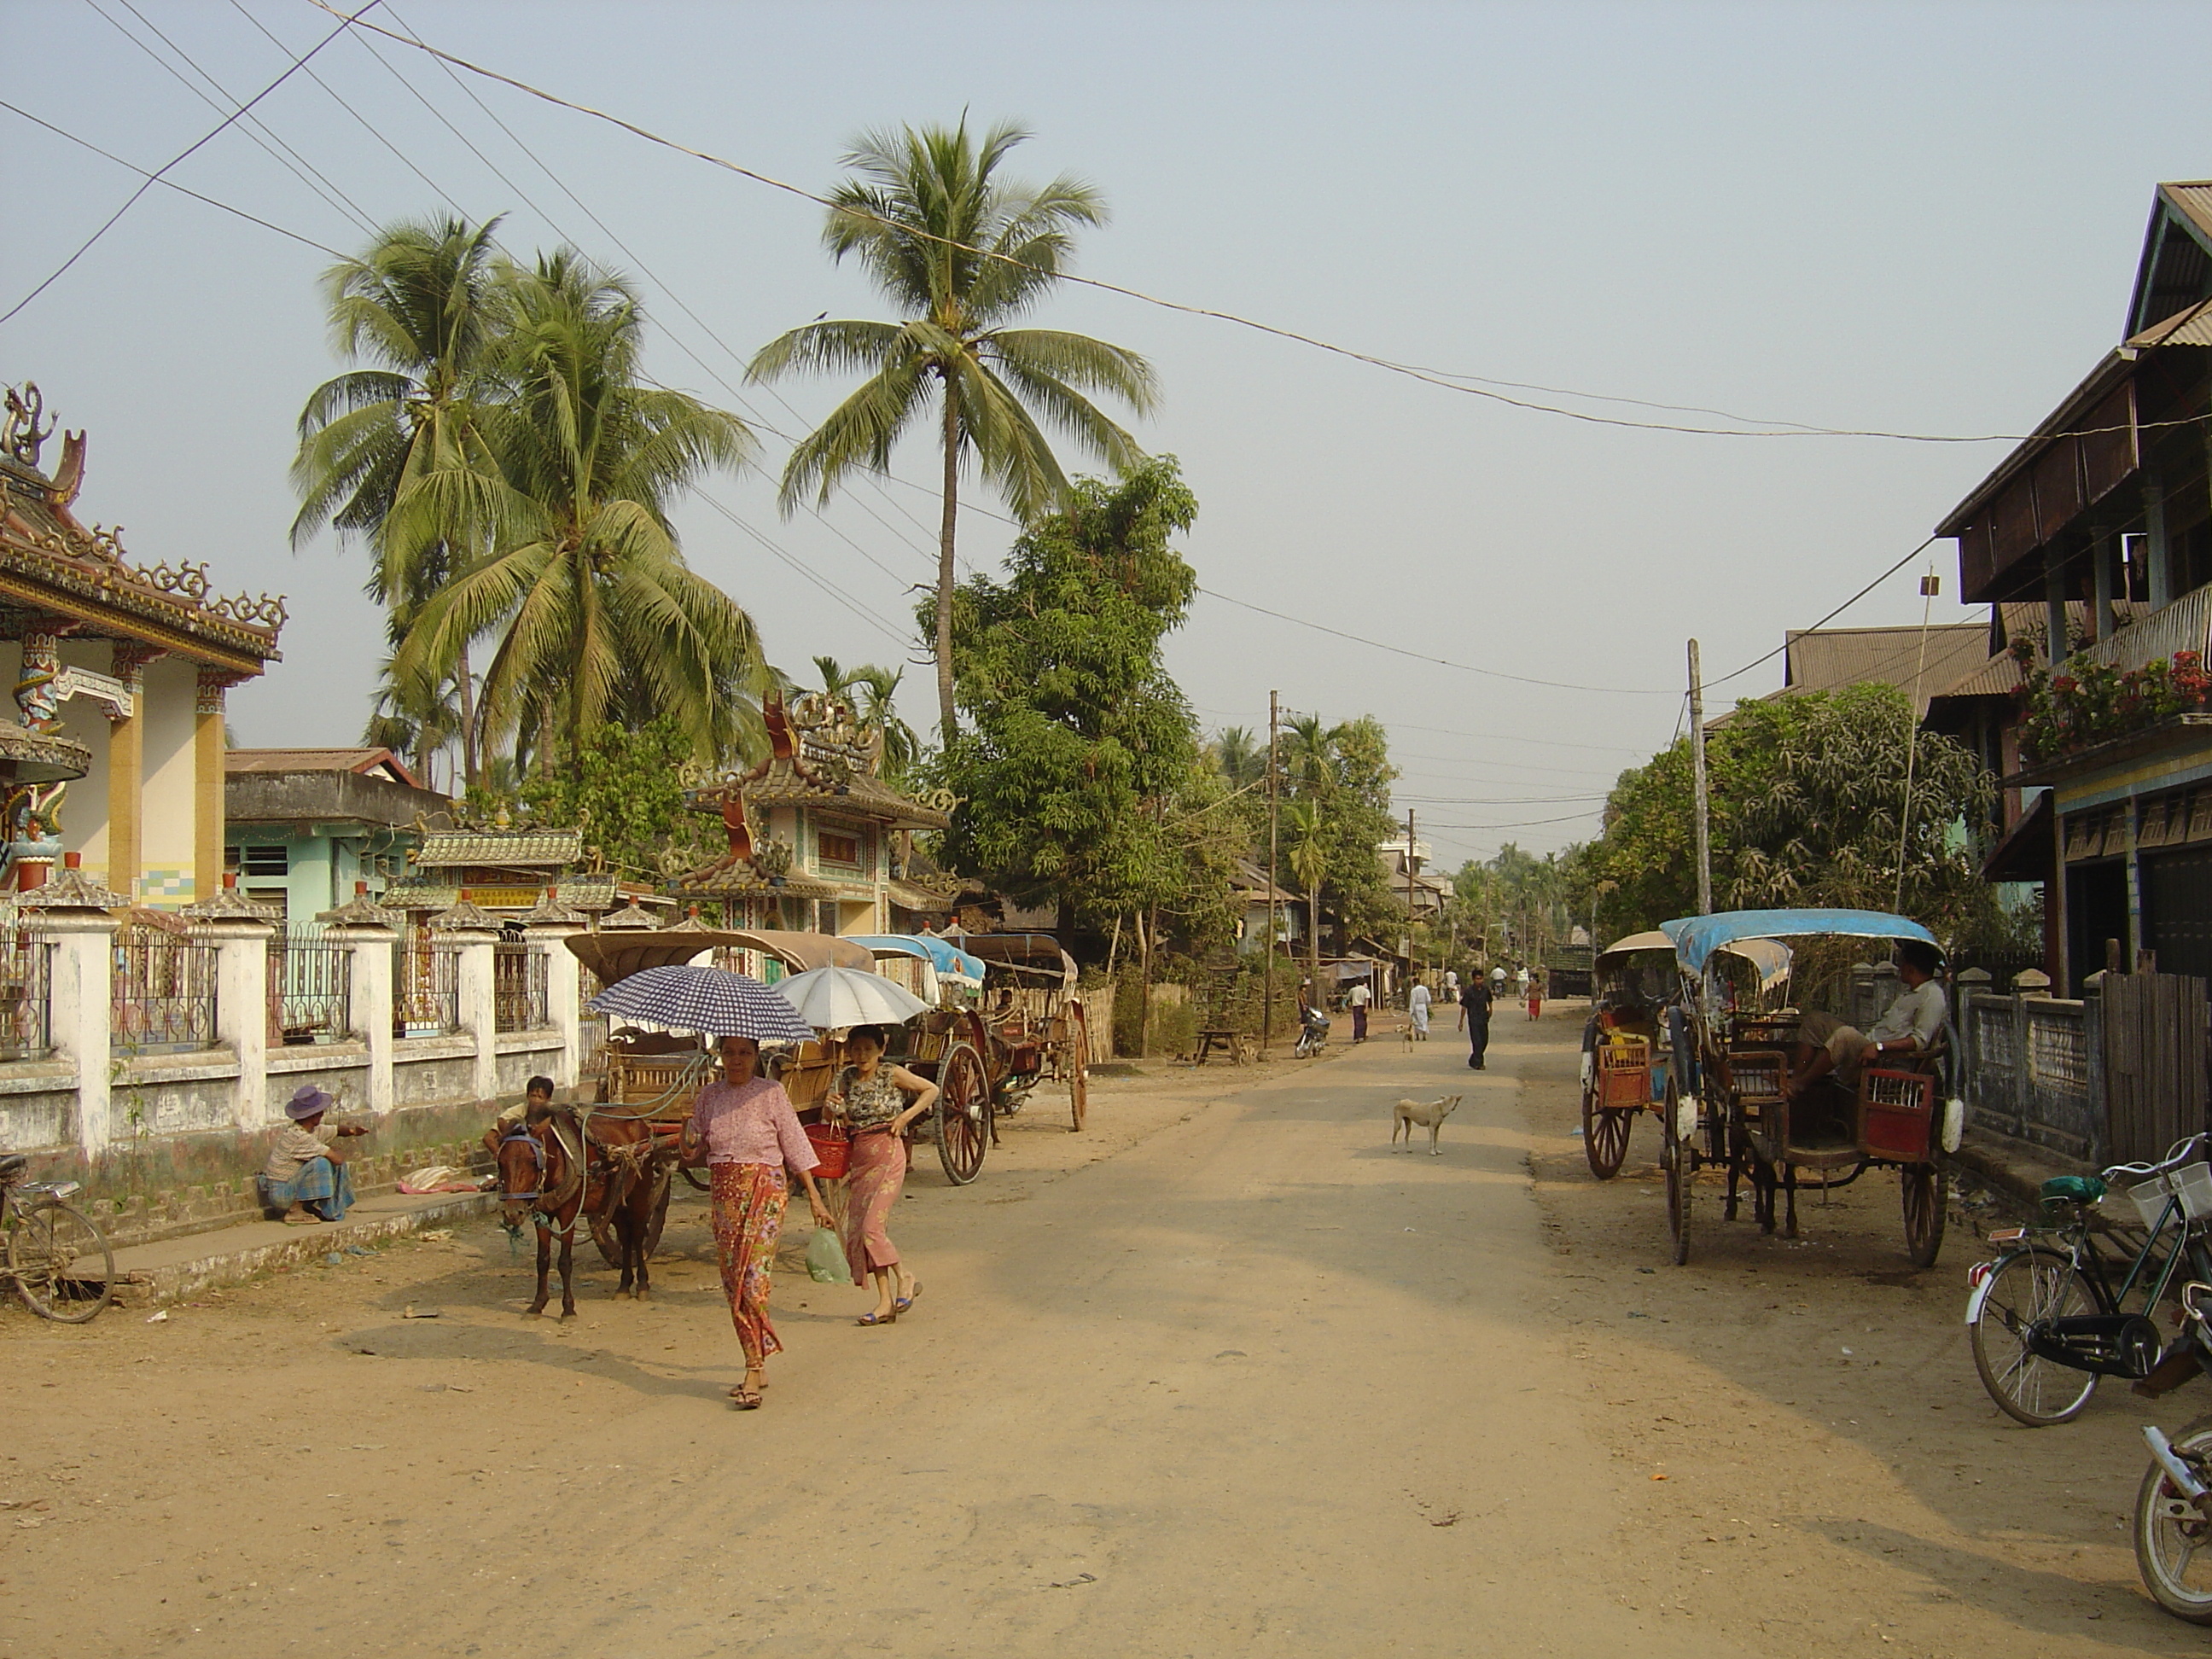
[0,911,52,1060]
[393,929,460,1036]
[113,920,218,1052]
[494,940,549,1032]
[268,925,352,1045]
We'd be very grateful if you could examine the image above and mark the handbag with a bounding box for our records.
[804,1121,852,1180]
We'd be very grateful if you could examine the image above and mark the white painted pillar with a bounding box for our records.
[444,925,500,1104]
[202,920,274,1129]
[527,920,584,1088]
[318,885,399,1115]
[38,912,118,1161]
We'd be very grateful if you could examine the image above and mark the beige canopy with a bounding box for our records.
[565,927,872,989]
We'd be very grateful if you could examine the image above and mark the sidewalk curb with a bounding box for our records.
[115,1190,501,1307]
[1950,1127,2078,1211]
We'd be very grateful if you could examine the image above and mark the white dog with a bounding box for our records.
[1392,1095,1463,1155]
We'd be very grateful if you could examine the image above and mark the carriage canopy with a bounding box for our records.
[845,934,987,989]
[1659,909,1936,977]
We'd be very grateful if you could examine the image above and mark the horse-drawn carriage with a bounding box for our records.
[1655,908,1958,1270]
[956,933,1091,1133]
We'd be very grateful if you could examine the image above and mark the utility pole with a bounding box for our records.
[1263,690,1280,1055]
[1688,638,1713,915]
[1406,807,1418,995]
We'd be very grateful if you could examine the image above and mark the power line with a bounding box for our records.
[1,1,379,326]
[1705,538,1937,690]
[0,100,345,255]
[303,2,2151,450]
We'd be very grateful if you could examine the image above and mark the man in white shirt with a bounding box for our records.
[1442,969,1459,1005]
[1788,940,1947,1099]
[1347,978,1371,1043]
[1408,980,1432,1040]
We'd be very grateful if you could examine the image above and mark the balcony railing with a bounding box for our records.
[2070,582,2212,675]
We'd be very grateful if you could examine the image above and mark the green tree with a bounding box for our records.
[927,457,1204,935]
[811,655,921,783]
[291,214,509,787]
[393,250,764,771]
[1210,725,1266,792]
[1281,796,1327,980]
[511,717,717,887]
[750,118,1158,739]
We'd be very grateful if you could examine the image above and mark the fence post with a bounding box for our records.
[24,858,125,1161]
[2084,970,2110,1168]
[320,884,399,1115]
[523,893,585,1090]
[185,877,276,1129]
[1849,962,1875,1027]
[433,899,502,1105]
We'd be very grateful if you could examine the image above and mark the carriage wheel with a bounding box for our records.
[1580,1080,1632,1179]
[1066,1006,1090,1133]
[1663,1078,1692,1266]
[934,1041,992,1186]
[681,1166,710,1193]
[1901,1162,1947,1269]
[587,1209,622,1271]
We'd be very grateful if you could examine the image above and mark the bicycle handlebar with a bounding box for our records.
[2102,1132,2210,1184]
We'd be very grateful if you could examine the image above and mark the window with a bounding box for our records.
[817,899,841,936]
[241,845,288,877]
[817,829,862,868]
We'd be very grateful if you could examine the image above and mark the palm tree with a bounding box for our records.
[1213,725,1266,791]
[811,654,921,781]
[1282,797,1328,981]
[750,119,1158,738]
[292,214,509,789]
[393,249,762,771]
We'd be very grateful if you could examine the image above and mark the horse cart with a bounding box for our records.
[956,933,1091,1134]
[847,933,999,1185]
[1656,908,1957,1270]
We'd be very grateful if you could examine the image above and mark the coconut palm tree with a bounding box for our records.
[1282,797,1328,981]
[392,249,762,771]
[811,655,920,780]
[749,119,1158,739]
[1213,725,1266,791]
[291,214,509,789]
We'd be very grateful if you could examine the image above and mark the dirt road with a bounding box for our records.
[0,1015,2197,1656]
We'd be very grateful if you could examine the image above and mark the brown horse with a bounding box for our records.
[579,1109,678,1301]
[497,1115,585,1318]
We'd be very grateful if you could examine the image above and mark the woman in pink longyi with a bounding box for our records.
[682,1035,835,1411]
[825,1024,940,1327]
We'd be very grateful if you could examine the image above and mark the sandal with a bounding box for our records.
[282,1213,323,1226]
[731,1388,762,1410]
[893,1282,921,1314]
[855,1310,898,1327]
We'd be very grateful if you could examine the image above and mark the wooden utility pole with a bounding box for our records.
[1406,807,1418,993]
[1263,690,1280,1054]
[1688,638,1713,915]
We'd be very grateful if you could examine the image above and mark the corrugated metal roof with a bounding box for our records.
[2163,182,2212,245]
[2126,293,2212,347]
[410,829,583,867]
[1784,624,1995,703]
[225,747,419,785]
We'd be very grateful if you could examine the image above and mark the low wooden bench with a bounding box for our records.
[1193,1027,1243,1066]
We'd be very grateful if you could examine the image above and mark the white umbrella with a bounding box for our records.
[771,964,930,1030]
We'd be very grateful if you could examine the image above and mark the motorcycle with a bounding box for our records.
[2133,1280,2212,1621]
[1294,1006,1330,1060]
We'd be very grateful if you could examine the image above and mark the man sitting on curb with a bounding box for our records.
[1786,940,1948,1102]
[261,1085,369,1225]
[482,1075,557,1163]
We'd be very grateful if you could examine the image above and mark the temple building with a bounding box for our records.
[380,818,620,923]
[0,386,282,901]
[673,692,958,934]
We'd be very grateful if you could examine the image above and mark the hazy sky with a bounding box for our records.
[3,0,2204,870]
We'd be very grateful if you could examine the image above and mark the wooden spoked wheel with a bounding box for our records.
[934,1041,992,1185]
[1901,1162,1947,1269]
[1066,1006,1090,1132]
[1580,1078,1633,1179]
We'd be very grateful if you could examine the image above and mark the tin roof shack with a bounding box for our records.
[1936,181,2212,990]
[381,823,617,920]
[223,748,451,918]
[0,385,283,902]
[672,692,954,936]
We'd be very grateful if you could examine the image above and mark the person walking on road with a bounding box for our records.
[1408,979,1432,1040]
[1526,981,1544,1021]
[1347,977,1371,1043]
[682,1035,835,1411]
[1442,969,1458,1004]
[1458,977,1493,1069]
[1491,964,1507,1001]
[825,1024,938,1327]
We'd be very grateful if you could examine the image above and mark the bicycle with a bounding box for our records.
[1965,1133,2212,1427]
[0,1153,115,1323]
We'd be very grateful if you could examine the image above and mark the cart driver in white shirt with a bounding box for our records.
[1786,940,1947,1101]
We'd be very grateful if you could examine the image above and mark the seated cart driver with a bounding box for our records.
[483,1075,557,1161]
[1785,940,1947,1102]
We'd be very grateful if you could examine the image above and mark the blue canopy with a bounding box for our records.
[1660,909,1936,977]
[845,934,987,989]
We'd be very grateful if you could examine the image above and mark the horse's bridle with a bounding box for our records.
[500,1123,584,1234]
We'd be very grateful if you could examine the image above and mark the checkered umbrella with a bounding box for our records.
[588,964,816,1043]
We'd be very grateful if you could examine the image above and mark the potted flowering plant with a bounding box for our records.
[2011,639,2211,760]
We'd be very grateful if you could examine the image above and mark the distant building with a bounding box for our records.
[223,748,451,919]
[0,385,283,901]
[381,823,618,923]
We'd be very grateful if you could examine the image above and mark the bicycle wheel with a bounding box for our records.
[1968,1245,2099,1426]
[8,1200,115,1324]
[2136,1412,2212,1622]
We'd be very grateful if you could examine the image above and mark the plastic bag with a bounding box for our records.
[806,1224,853,1284]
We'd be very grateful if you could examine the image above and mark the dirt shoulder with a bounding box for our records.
[1510,1004,2197,1656]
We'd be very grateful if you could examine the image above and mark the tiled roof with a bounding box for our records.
[381,876,616,911]
[737,756,953,829]
[226,748,421,787]
[409,829,584,867]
